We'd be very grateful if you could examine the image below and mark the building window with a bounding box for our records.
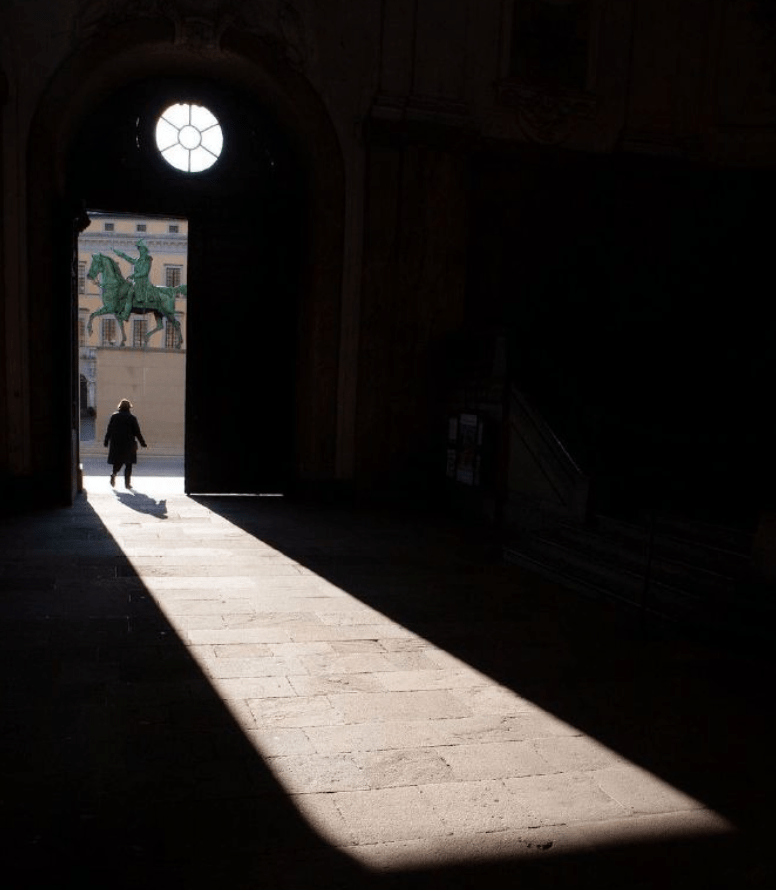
[78,262,86,294]
[78,316,87,346]
[104,222,114,232]
[164,314,183,350]
[169,224,179,234]
[165,265,182,288]
[136,223,147,233]
[101,317,117,346]
[133,319,147,348]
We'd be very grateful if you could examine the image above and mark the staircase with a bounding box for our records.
[503,510,774,642]
[444,357,774,642]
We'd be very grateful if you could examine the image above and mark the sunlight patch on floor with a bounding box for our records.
[87,488,735,869]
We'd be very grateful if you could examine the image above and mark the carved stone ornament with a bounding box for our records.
[70,0,314,71]
[174,15,223,50]
[71,0,178,44]
[497,80,596,145]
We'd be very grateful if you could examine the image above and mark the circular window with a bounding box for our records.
[155,103,223,172]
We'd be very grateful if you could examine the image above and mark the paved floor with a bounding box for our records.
[1,462,775,888]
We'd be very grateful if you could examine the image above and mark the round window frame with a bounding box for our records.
[154,101,224,174]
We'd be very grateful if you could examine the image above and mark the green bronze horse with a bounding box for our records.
[86,253,186,349]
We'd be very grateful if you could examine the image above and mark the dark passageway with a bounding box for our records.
[4,8,776,886]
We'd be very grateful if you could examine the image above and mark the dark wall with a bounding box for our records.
[0,66,7,490]
[356,120,470,498]
[468,147,776,525]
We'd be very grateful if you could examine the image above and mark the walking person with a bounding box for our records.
[104,398,147,489]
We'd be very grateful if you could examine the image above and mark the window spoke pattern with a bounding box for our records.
[155,103,223,173]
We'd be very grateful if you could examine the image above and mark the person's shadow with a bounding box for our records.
[114,490,168,518]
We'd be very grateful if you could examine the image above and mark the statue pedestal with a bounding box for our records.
[96,347,186,455]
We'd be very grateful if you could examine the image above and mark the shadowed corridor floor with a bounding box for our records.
[1,465,774,889]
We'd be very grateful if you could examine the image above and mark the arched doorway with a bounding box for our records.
[27,26,345,502]
[70,76,303,493]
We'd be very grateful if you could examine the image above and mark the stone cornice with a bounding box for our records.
[79,231,188,258]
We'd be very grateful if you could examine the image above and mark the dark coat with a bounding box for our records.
[104,410,147,466]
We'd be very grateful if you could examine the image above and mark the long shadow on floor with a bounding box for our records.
[191,495,776,889]
[0,498,362,890]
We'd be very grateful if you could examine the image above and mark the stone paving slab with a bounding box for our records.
[1,478,775,888]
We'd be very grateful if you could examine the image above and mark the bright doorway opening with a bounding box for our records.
[77,211,188,491]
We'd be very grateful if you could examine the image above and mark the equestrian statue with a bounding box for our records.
[86,239,187,349]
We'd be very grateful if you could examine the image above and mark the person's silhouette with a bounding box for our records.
[103,398,147,489]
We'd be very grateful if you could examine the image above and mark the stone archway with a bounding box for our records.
[26,17,345,502]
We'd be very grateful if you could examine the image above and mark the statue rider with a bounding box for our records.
[114,239,154,313]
